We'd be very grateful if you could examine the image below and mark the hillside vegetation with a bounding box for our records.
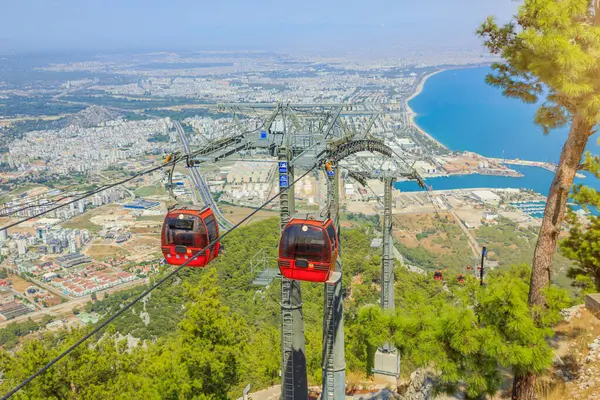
[0,218,574,398]
[393,212,473,271]
[475,217,574,289]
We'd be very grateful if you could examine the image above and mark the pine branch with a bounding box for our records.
[534,103,569,133]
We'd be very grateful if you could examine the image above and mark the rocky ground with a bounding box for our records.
[549,305,600,400]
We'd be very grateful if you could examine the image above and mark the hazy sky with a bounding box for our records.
[2,0,519,53]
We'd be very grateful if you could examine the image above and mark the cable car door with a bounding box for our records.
[204,214,219,260]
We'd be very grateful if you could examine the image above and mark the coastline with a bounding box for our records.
[405,69,448,149]
[405,67,538,181]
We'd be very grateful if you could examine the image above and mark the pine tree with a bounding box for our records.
[0,268,249,399]
[364,265,569,399]
[476,265,567,398]
[561,211,600,291]
[150,268,249,399]
[478,2,600,398]
[560,146,600,292]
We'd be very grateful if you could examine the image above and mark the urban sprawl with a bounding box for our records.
[0,49,582,328]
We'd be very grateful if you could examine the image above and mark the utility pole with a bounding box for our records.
[480,246,487,286]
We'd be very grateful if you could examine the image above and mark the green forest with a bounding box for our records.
[0,218,573,399]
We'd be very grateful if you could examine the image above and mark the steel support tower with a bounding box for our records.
[381,176,395,311]
[180,102,421,399]
[321,163,345,399]
[278,145,309,400]
[371,175,400,379]
[342,167,418,379]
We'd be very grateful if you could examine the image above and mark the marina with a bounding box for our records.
[510,201,546,218]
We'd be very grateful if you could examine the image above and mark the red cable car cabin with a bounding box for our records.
[278,218,338,283]
[434,270,443,281]
[161,207,220,267]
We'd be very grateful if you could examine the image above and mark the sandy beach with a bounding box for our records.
[405,69,448,149]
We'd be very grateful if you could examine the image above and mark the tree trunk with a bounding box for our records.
[595,268,600,293]
[529,113,593,308]
[512,373,537,400]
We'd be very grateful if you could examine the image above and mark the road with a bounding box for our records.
[173,121,233,230]
[236,385,281,400]
[433,194,480,258]
[449,209,480,258]
[425,194,478,259]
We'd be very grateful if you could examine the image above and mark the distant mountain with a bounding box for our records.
[53,106,122,129]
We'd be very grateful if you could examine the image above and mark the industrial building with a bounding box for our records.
[123,199,160,210]
[0,303,33,320]
[471,190,501,206]
[54,253,92,269]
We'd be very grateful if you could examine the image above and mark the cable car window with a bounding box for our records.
[205,215,218,242]
[281,224,330,263]
[168,218,194,230]
[326,224,337,249]
[164,215,207,248]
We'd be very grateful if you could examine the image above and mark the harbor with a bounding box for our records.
[510,201,546,218]
[487,157,586,179]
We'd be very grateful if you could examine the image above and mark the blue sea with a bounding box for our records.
[395,67,600,197]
